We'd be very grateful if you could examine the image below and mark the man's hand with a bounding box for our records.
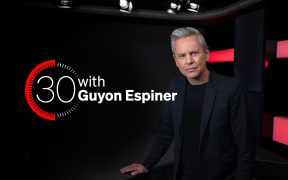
[120,163,149,176]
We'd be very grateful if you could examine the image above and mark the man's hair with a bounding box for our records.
[170,27,208,53]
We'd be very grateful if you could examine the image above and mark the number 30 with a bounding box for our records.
[36,76,76,103]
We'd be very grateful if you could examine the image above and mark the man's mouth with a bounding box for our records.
[186,67,197,72]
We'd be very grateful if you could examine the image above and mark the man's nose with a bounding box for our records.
[185,54,194,64]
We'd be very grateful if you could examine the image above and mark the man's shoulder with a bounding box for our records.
[213,71,245,93]
[167,72,245,91]
[168,72,240,86]
[214,72,235,85]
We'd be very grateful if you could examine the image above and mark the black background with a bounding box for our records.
[24,9,235,180]
[24,1,287,179]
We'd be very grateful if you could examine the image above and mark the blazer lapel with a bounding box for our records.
[175,72,218,147]
[175,76,187,140]
[200,71,218,141]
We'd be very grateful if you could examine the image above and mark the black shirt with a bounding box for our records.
[180,81,207,180]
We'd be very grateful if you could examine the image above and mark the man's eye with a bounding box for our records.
[191,51,199,55]
[178,54,185,59]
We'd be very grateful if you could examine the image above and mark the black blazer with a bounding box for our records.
[142,71,256,180]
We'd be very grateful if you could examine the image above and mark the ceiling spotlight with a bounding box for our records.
[57,0,73,8]
[186,0,200,13]
[167,0,183,15]
[119,0,133,13]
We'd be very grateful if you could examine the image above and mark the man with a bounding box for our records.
[120,27,256,180]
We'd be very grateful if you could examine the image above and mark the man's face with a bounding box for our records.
[173,35,209,81]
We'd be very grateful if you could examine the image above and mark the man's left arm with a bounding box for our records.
[230,81,256,180]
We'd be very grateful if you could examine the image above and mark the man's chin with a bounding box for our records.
[186,72,200,80]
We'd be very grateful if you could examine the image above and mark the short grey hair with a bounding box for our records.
[170,27,208,53]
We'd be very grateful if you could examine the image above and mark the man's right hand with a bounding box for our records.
[120,163,149,176]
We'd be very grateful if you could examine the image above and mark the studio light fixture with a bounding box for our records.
[57,0,73,8]
[186,0,200,12]
[167,0,199,14]
[167,0,183,14]
[119,0,133,13]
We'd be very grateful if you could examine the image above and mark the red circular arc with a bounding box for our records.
[25,60,56,121]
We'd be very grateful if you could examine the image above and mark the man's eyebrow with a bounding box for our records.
[176,53,185,56]
[189,50,200,53]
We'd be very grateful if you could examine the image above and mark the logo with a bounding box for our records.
[25,60,80,121]
[25,60,178,121]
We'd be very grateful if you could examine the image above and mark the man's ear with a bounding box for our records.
[205,47,210,62]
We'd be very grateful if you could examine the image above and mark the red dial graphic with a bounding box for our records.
[25,60,80,121]
[25,60,56,120]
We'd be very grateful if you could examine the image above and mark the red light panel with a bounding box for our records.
[208,48,234,63]
[276,40,288,58]
[273,116,288,146]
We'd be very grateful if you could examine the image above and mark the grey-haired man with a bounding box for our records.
[120,27,255,180]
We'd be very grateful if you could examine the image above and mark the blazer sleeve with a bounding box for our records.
[230,81,256,180]
[142,81,175,171]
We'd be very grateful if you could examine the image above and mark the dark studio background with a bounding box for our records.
[24,0,287,180]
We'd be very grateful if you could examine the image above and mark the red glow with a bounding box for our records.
[208,48,234,63]
[25,60,56,121]
[277,40,288,58]
[273,116,288,146]
[265,59,269,68]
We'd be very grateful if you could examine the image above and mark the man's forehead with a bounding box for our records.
[175,35,200,46]
[174,43,201,53]
[174,36,205,53]
[175,48,201,54]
